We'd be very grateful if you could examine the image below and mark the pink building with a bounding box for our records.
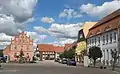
[3,32,34,62]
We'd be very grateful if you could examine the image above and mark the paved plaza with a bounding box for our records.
[0,60,119,74]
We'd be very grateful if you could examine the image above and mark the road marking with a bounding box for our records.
[112,71,120,74]
[0,70,19,72]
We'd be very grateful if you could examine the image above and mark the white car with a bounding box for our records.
[59,59,62,63]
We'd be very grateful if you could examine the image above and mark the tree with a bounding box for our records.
[19,49,24,63]
[0,50,3,68]
[111,49,119,70]
[67,48,75,59]
[0,50,3,57]
[59,53,64,59]
[88,46,102,67]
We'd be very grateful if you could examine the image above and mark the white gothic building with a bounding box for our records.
[86,9,120,66]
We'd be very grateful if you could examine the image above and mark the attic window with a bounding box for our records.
[89,33,93,37]
[104,25,111,31]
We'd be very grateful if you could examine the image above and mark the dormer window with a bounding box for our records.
[90,33,93,37]
[96,29,100,34]
[104,25,111,31]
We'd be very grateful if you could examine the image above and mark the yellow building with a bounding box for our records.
[75,22,96,63]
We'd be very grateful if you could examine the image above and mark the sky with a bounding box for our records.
[0,0,120,49]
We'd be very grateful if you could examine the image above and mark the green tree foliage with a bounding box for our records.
[19,50,24,57]
[59,46,76,59]
[0,50,3,57]
[19,50,24,63]
[88,46,102,67]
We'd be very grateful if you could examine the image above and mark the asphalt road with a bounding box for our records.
[0,60,119,74]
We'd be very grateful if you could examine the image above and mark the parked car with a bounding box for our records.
[62,58,68,64]
[55,58,59,62]
[0,57,6,63]
[58,59,62,63]
[67,59,76,66]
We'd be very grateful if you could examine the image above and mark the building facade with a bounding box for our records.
[86,9,120,66]
[75,22,96,63]
[37,44,65,61]
[37,44,55,60]
[3,32,34,62]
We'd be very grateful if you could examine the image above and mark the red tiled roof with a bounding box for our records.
[54,46,64,53]
[67,42,77,50]
[37,44,54,52]
[64,42,77,50]
[87,8,120,38]
[64,44,72,50]
[90,9,120,30]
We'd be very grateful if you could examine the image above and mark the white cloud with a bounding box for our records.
[39,35,48,40]
[0,0,37,35]
[80,1,120,17]
[48,23,83,39]
[41,17,55,24]
[25,17,35,23]
[0,33,12,49]
[0,14,25,36]
[34,23,83,44]
[26,31,48,49]
[26,31,48,42]
[34,26,48,33]
[0,0,37,22]
[49,39,76,46]
[59,8,82,19]
[0,33,13,42]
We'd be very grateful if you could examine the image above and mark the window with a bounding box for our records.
[14,45,17,49]
[110,33,112,43]
[92,39,94,44]
[114,32,116,42]
[89,39,91,45]
[103,36,105,45]
[106,34,108,44]
[95,38,96,45]
[27,46,29,50]
[98,37,100,46]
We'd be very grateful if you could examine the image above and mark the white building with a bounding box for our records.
[86,9,120,66]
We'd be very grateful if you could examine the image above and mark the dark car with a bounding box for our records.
[55,58,59,62]
[0,57,6,63]
[62,58,68,64]
[67,59,76,66]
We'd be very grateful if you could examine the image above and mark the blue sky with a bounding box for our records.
[26,0,115,43]
[0,0,120,49]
